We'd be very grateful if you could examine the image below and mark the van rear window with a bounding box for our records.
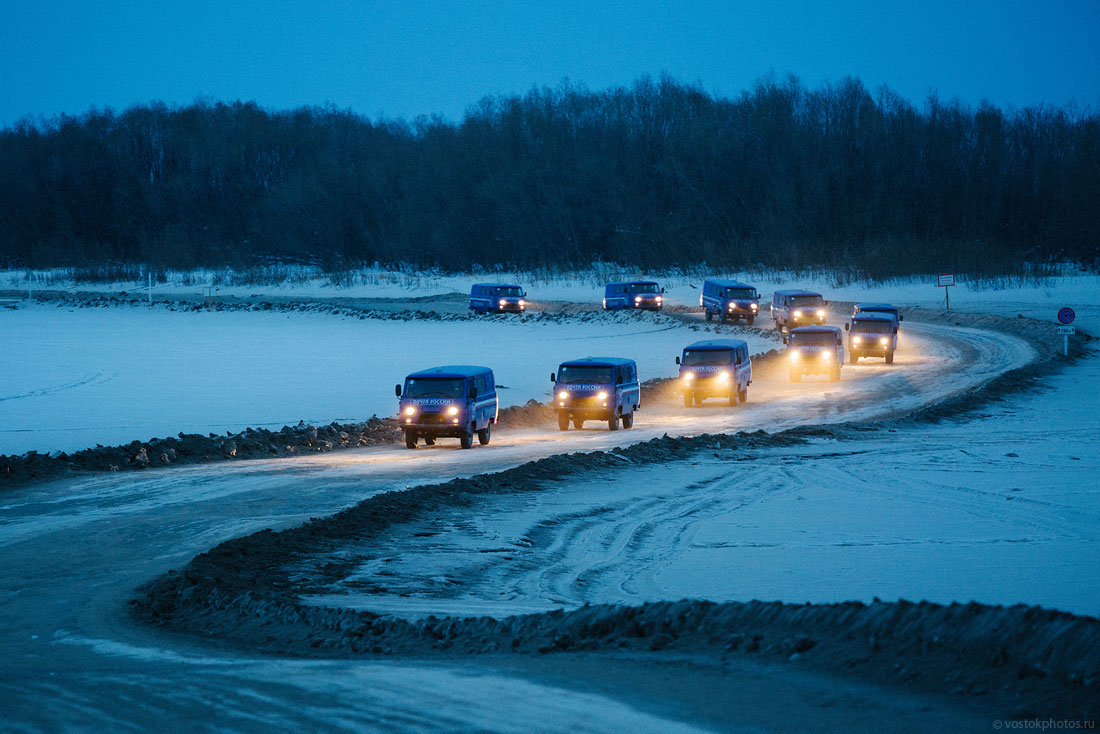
[558,366,613,384]
[404,378,466,398]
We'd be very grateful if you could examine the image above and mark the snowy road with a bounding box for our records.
[0,315,1056,732]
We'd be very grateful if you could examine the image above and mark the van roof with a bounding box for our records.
[683,339,748,351]
[790,325,842,334]
[704,279,756,289]
[472,282,523,289]
[774,289,823,297]
[851,313,896,323]
[855,302,898,311]
[406,365,493,379]
[607,281,659,287]
[559,356,637,368]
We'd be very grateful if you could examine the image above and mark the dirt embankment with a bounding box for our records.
[132,425,1098,720]
[1,419,399,489]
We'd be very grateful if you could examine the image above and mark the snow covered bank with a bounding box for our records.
[0,302,773,455]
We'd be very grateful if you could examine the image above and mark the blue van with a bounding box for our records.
[469,283,527,314]
[603,281,664,311]
[701,279,759,324]
[676,339,752,406]
[845,312,898,364]
[551,357,640,430]
[771,290,827,331]
[395,365,498,449]
[786,326,844,382]
[853,302,902,330]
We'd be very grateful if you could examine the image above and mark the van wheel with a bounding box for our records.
[460,430,473,449]
[705,311,712,322]
[885,351,894,365]
[683,392,693,408]
[573,418,585,430]
[608,414,619,431]
[477,424,491,445]
[790,370,801,383]
[557,412,570,431]
[622,412,634,429]
[404,432,417,449]
[739,387,748,403]
[746,316,755,325]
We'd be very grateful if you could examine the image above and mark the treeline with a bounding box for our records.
[1,76,1098,278]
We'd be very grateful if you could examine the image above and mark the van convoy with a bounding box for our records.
[552,357,640,431]
[400,283,906,446]
[676,339,752,406]
[469,283,527,313]
[701,279,760,324]
[396,365,498,449]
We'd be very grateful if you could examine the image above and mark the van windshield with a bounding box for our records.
[790,332,835,347]
[791,295,823,307]
[493,286,523,297]
[852,319,894,334]
[627,283,659,294]
[683,350,732,366]
[558,366,614,384]
[404,378,466,398]
[722,287,756,299]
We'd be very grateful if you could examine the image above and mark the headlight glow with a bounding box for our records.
[404,406,416,416]
[558,391,569,400]
[822,351,831,360]
[816,309,825,318]
[794,310,802,317]
[853,336,862,344]
[751,303,758,310]
[656,296,663,302]
[519,300,526,306]
[597,391,608,400]
[880,337,889,345]
[635,296,642,303]
[499,299,507,307]
[790,352,801,361]
[682,372,694,381]
[719,370,731,382]
[447,406,459,416]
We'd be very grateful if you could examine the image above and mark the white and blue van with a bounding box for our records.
[603,281,664,311]
[846,312,898,364]
[396,365,498,449]
[469,283,526,314]
[551,357,640,430]
[786,326,844,382]
[676,339,752,406]
[771,289,827,331]
[701,279,759,323]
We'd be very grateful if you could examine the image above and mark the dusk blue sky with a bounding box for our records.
[2,1,1099,127]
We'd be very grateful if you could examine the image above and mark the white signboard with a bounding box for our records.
[1057,326,1076,335]
[937,273,955,287]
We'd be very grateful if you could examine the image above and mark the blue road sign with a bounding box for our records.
[1057,307,1075,325]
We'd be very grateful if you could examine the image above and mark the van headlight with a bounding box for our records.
[499,299,507,307]
[794,310,802,317]
[719,371,731,382]
[751,303,758,310]
[821,351,831,360]
[519,300,526,306]
[682,372,694,381]
[728,303,736,310]
[447,406,459,416]
[816,309,825,318]
[404,406,417,416]
[656,296,663,302]
[597,391,608,400]
[880,337,889,345]
[558,391,569,400]
[853,336,862,344]
[790,352,801,361]
[634,296,642,303]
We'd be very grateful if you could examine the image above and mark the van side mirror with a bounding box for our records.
[661,287,665,293]
[675,356,681,365]
[823,300,828,306]
[550,373,556,383]
[844,324,849,331]
[899,315,904,321]
[394,384,402,397]
[782,335,789,344]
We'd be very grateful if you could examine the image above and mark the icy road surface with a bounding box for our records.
[0,312,1057,732]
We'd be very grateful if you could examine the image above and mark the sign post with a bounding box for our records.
[1057,307,1076,356]
[937,274,955,309]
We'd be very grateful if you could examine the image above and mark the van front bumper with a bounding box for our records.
[559,407,616,421]
[404,423,469,437]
